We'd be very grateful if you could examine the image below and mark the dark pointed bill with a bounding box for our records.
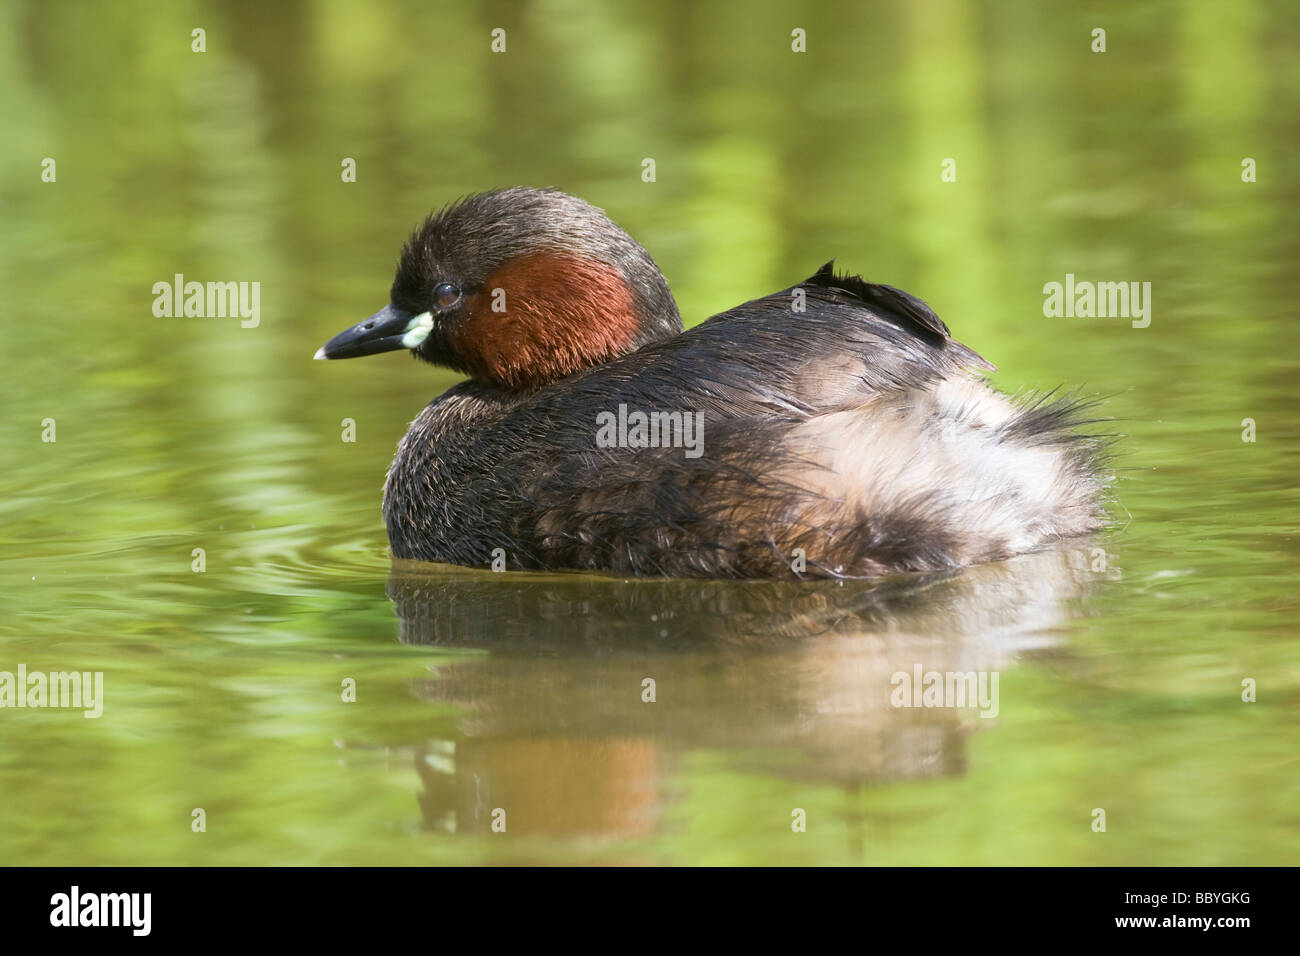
[314,305,434,360]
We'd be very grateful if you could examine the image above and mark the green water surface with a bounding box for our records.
[1,0,1297,865]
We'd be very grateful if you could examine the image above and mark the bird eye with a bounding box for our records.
[434,283,461,309]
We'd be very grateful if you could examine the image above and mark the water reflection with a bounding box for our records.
[381,546,1099,839]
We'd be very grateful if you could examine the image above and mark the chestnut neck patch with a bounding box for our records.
[450,250,646,391]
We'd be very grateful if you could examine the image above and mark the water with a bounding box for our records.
[1,0,1296,865]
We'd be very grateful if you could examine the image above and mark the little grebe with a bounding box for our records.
[316,187,1108,578]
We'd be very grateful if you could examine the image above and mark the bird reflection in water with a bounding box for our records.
[368,546,1103,842]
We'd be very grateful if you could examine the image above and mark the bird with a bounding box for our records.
[315,187,1109,579]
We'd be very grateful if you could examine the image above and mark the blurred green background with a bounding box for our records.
[1,0,1297,865]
